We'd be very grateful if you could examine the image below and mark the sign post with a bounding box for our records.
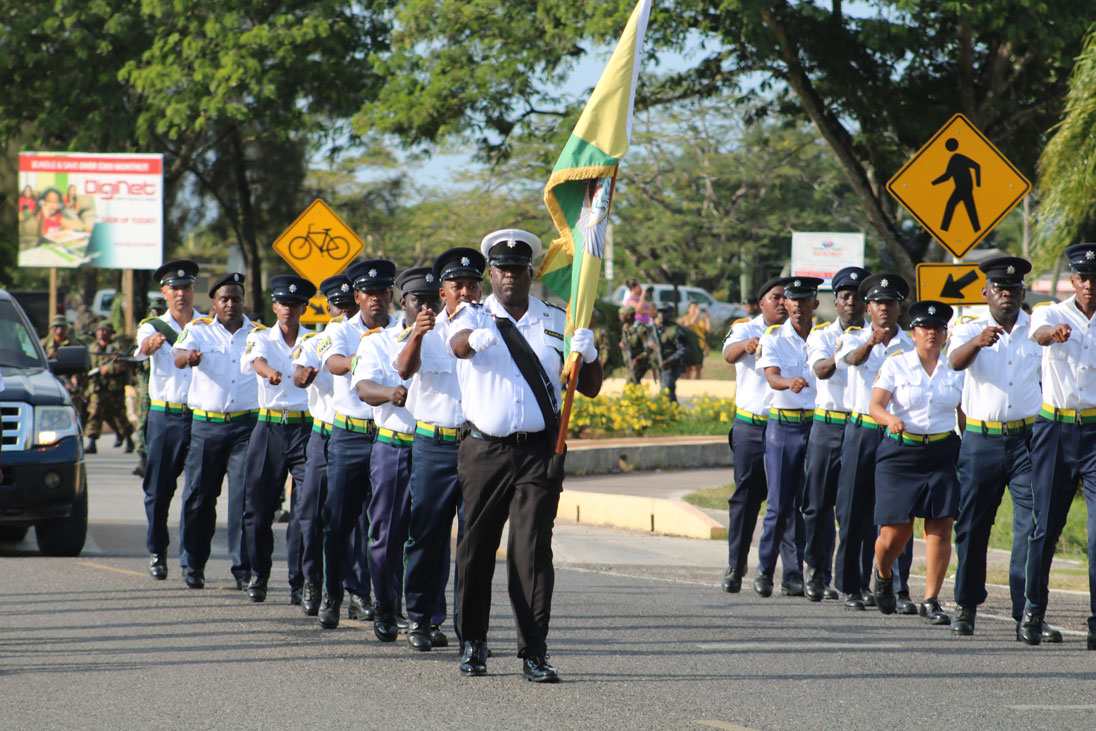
[271,199,365,325]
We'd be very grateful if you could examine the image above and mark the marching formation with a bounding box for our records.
[134,228,605,682]
[721,252,1096,652]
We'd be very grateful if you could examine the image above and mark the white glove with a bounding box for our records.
[570,328,597,364]
[468,328,499,353]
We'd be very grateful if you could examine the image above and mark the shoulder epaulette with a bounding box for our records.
[330,315,346,323]
[545,301,566,313]
[844,325,862,333]
[886,349,905,360]
[396,326,413,343]
[811,321,831,332]
[138,316,159,327]
[1033,301,1052,308]
[192,317,213,325]
[300,331,319,342]
[956,315,977,324]
[360,327,383,339]
[250,323,268,332]
[731,317,748,327]
[764,323,780,334]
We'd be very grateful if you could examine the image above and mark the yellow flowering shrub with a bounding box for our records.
[569,383,717,437]
[690,395,735,424]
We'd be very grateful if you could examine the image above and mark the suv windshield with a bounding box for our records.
[0,299,46,369]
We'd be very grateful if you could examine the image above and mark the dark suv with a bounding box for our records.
[0,288,89,555]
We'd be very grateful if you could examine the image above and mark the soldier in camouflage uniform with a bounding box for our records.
[40,314,88,423]
[84,320,135,454]
[132,297,168,476]
[618,305,654,385]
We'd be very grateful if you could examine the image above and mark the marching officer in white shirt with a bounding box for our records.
[448,229,603,682]
[833,273,916,613]
[316,260,395,628]
[754,276,823,597]
[720,277,788,595]
[174,273,259,590]
[134,260,202,580]
[239,274,316,603]
[869,300,965,623]
[1026,243,1096,651]
[803,266,870,602]
[292,274,358,617]
[948,257,1047,638]
[396,247,485,652]
[352,266,429,642]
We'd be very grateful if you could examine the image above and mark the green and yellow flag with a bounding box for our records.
[538,0,652,372]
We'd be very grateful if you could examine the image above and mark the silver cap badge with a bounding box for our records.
[368,268,377,278]
[880,278,889,288]
[460,256,471,267]
[288,284,297,293]
[928,305,937,315]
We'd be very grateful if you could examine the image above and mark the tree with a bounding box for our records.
[357,0,1091,281]
[1034,26,1096,270]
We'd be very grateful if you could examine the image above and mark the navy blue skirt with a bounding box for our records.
[873,433,960,525]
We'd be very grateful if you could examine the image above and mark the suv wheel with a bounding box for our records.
[0,525,30,542]
[35,480,88,557]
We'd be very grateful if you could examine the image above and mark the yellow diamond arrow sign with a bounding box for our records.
[272,199,364,287]
[887,114,1030,259]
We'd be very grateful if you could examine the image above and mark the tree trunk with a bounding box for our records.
[228,127,263,315]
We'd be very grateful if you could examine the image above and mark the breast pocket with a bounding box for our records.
[894,380,925,405]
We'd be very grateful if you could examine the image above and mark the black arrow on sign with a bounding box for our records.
[940,270,979,298]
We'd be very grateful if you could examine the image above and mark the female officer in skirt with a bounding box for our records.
[868,300,965,624]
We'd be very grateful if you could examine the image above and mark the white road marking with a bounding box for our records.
[696,641,904,651]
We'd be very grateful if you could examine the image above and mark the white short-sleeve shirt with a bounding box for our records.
[1029,296,1096,409]
[807,319,862,412]
[352,318,416,433]
[721,315,772,417]
[241,324,309,411]
[173,315,258,413]
[400,309,464,429]
[292,330,335,425]
[836,325,913,416]
[756,320,816,411]
[318,312,395,420]
[874,351,965,434]
[950,310,1042,421]
[133,310,202,403]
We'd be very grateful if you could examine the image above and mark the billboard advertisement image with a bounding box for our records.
[790,231,865,288]
[18,152,163,269]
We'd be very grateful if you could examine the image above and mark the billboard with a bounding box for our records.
[18,152,163,269]
[790,231,865,287]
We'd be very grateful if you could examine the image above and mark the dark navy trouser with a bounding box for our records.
[369,438,413,606]
[954,429,1034,618]
[323,424,373,601]
[759,418,810,583]
[1027,417,1096,632]
[297,427,329,585]
[405,432,464,628]
[142,408,191,565]
[727,419,767,574]
[242,419,309,583]
[802,417,844,583]
[181,416,255,579]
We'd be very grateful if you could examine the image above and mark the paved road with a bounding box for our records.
[2,445,1095,729]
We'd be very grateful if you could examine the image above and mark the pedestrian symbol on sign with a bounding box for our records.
[931,138,981,232]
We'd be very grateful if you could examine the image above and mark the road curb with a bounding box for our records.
[566,435,732,475]
[558,488,727,540]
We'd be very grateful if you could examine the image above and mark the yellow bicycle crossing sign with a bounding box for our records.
[272,199,364,286]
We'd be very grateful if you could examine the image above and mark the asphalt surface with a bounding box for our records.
[2,444,1095,730]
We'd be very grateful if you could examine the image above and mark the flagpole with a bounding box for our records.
[555,363,580,455]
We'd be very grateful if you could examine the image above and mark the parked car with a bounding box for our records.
[0,288,89,556]
[85,288,164,320]
[608,283,745,324]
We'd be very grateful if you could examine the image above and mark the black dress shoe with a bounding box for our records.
[753,573,774,598]
[844,592,866,611]
[823,585,840,601]
[918,597,950,625]
[397,613,410,633]
[247,576,268,603]
[873,569,896,615]
[460,640,488,677]
[1041,624,1063,643]
[461,641,493,658]
[347,593,374,621]
[522,655,560,683]
[780,579,805,597]
[1088,631,1096,651]
[430,625,448,648]
[407,621,432,652]
[895,591,918,615]
[1018,611,1042,646]
[722,567,742,593]
[373,601,399,642]
[289,586,302,606]
[184,569,204,589]
[319,595,341,629]
[302,582,321,616]
[952,605,975,635]
[804,569,824,602]
[861,588,877,608]
[148,553,167,580]
[235,575,248,591]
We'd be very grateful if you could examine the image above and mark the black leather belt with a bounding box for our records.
[469,427,548,445]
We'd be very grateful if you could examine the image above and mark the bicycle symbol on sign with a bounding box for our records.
[287,225,351,261]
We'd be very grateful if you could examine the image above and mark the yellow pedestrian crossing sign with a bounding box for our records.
[887,114,1030,260]
[272,199,364,287]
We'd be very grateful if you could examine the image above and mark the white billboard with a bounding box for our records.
[18,152,164,269]
[790,231,865,288]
